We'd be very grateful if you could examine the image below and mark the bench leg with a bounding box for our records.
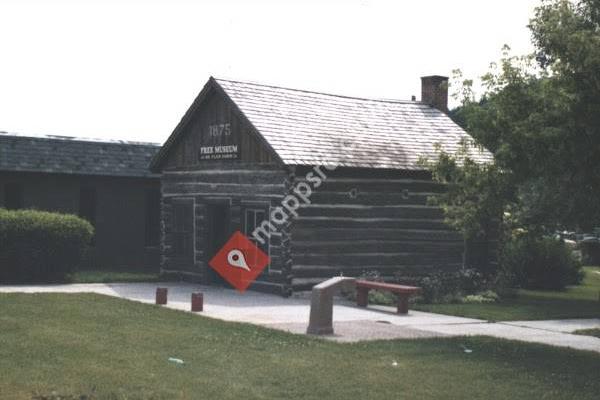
[397,294,409,314]
[356,288,370,308]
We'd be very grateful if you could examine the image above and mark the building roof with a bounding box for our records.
[0,132,160,178]
[213,78,492,169]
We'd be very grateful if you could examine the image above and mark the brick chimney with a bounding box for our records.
[421,75,449,113]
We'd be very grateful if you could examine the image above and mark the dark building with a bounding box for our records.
[151,76,494,295]
[0,133,162,270]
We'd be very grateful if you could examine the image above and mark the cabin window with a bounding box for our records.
[78,186,97,226]
[172,200,193,260]
[243,206,272,270]
[4,183,24,210]
[243,207,267,247]
[144,188,161,247]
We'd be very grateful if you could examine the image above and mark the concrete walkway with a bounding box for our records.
[1,282,599,353]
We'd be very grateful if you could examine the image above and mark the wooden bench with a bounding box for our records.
[355,280,421,314]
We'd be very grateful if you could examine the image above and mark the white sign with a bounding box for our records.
[199,122,238,160]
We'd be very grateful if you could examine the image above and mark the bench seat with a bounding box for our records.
[355,280,421,314]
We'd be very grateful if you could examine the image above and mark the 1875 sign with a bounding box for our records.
[198,122,239,160]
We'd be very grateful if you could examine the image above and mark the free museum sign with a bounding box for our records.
[199,122,239,160]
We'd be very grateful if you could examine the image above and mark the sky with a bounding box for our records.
[0,0,540,144]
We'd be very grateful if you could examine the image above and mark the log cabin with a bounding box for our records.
[150,75,493,296]
[0,132,161,271]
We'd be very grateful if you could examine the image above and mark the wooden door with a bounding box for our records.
[206,202,230,286]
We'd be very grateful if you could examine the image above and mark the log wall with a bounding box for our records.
[290,167,465,290]
[161,162,473,294]
[160,163,293,295]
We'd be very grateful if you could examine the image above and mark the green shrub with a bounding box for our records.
[500,235,583,290]
[461,290,499,304]
[416,272,448,303]
[0,208,94,283]
[341,270,389,305]
[413,268,488,304]
[367,289,396,306]
[573,328,600,339]
[347,268,492,305]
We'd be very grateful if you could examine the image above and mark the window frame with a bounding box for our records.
[242,204,275,273]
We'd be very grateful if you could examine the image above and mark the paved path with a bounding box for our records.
[1,282,599,352]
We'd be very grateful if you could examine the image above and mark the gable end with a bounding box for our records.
[150,78,282,172]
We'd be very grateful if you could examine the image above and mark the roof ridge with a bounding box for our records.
[213,77,424,105]
[0,131,161,147]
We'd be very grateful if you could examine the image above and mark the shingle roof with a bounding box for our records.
[0,132,160,177]
[214,78,492,170]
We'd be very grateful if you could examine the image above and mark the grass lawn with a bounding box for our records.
[413,267,600,321]
[69,269,161,284]
[574,328,600,338]
[1,294,599,399]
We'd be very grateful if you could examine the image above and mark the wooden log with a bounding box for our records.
[293,166,431,180]
[290,263,463,279]
[308,191,432,206]
[294,216,450,231]
[292,228,462,242]
[294,178,446,194]
[163,170,286,185]
[162,182,285,196]
[297,205,444,219]
[291,252,463,267]
[292,239,464,254]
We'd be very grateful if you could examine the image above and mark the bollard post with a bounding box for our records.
[191,292,203,312]
[156,287,168,305]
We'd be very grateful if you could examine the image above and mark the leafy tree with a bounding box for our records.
[440,0,600,234]
[528,0,600,230]
[419,144,511,241]
[421,0,600,288]
[419,144,511,276]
